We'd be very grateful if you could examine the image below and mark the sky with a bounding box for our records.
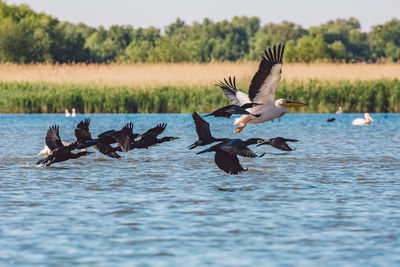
[4,0,400,32]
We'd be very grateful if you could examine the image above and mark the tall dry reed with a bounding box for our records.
[0,62,399,88]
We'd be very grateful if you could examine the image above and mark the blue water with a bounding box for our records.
[0,113,399,266]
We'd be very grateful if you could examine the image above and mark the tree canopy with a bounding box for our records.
[0,1,399,63]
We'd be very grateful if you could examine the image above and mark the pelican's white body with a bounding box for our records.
[37,142,87,156]
[352,113,374,126]
[38,141,70,156]
[235,100,287,125]
[234,64,285,125]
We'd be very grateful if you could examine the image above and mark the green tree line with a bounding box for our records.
[1,1,400,63]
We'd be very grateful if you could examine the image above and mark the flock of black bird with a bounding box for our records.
[37,113,298,174]
[189,112,297,174]
[37,119,178,167]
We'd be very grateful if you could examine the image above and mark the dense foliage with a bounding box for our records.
[1,80,399,113]
[0,1,400,63]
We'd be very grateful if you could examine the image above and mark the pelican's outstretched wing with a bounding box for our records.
[216,76,250,106]
[248,44,285,104]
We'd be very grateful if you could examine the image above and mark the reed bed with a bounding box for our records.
[1,62,400,87]
[1,80,399,113]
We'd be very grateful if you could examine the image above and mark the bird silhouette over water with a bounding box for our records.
[37,125,92,166]
[74,118,97,149]
[132,123,178,149]
[188,112,229,150]
[196,138,264,174]
[257,137,298,151]
[94,122,141,158]
[74,119,139,158]
[102,121,141,152]
[204,103,262,118]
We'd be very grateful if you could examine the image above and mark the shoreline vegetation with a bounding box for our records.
[1,63,399,114]
[0,62,400,113]
[1,80,399,114]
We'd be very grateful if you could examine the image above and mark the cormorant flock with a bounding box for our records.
[37,115,297,174]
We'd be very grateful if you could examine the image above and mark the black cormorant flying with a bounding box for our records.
[196,138,264,174]
[257,137,298,151]
[208,77,262,118]
[131,123,178,149]
[188,112,230,150]
[204,103,262,118]
[74,118,97,149]
[93,121,141,158]
[37,125,92,166]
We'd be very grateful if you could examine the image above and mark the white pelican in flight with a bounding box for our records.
[352,113,374,126]
[216,44,306,133]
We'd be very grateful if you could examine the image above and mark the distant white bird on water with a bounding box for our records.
[71,108,76,117]
[65,109,70,117]
[352,113,374,126]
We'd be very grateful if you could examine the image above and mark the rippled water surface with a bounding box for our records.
[1,113,400,266]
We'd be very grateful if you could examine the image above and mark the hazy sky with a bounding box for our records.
[5,0,400,32]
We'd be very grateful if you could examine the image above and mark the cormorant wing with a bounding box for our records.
[216,76,250,106]
[192,112,214,140]
[98,130,116,139]
[120,121,134,137]
[206,105,252,118]
[228,105,253,115]
[141,123,166,137]
[120,122,141,139]
[95,141,121,159]
[283,138,298,142]
[74,118,92,141]
[45,125,64,151]
[270,138,293,151]
[214,150,246,174]
[109,131,131,151]
[248,44,284,104]
[220,139,257,158]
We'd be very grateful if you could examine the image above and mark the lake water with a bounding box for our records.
[1,113,399,266]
